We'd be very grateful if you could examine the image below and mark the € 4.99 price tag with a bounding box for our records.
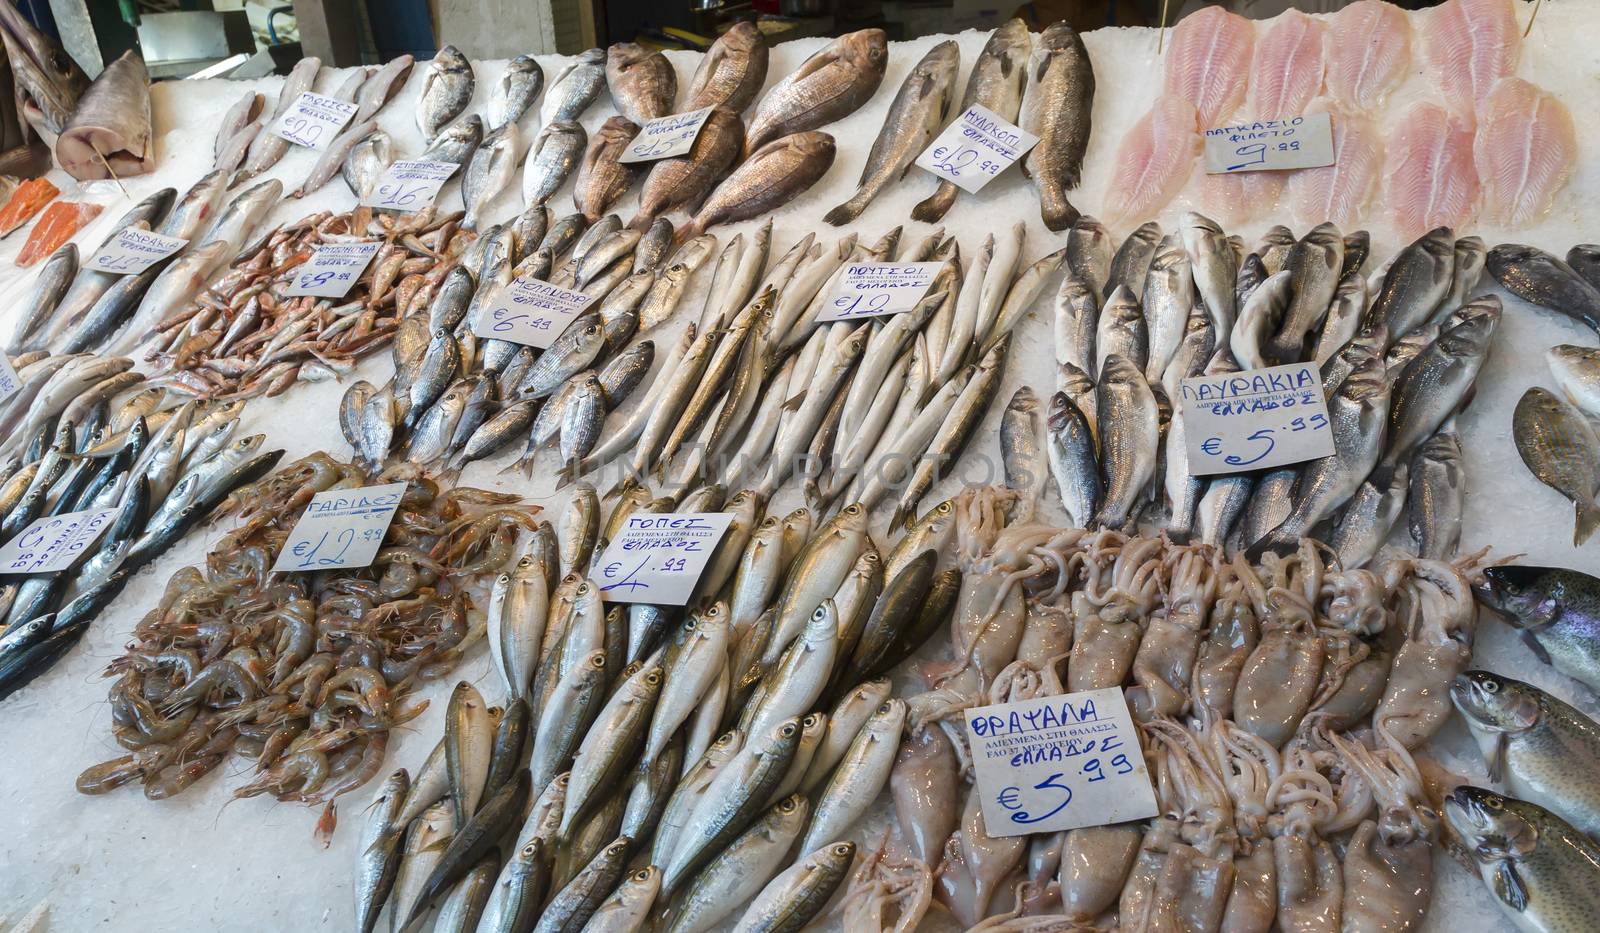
[1203,112,1335,174]
[915,104,1039,194]
[594,512,737,605]
[964,687,1158,837]
[284,241,381,297]
[271,482,406,573]
[818,262,944,322]
[1179,362,1334,476]
[0,507,120,574]
[271,91,358,150]
[363,160,460,212]
[618,108,714,163]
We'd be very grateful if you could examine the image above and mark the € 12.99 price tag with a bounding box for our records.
[964,687,1158,837]
[0,507,120,574]
[818,262,944,322]
[1178,362,1334,476]
[284,241,381,297]
[363,160,460,213]
[271,91,358,150]
[915,104,1039,194]
[271,482,406,573]
[594,512,737,605]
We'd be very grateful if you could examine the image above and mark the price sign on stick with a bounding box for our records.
[271,91,358,150]
[965,688,1158,837]
[619,108,714,163]
[1203,112,1335,174]
[594,513,737,605]
[272,482,406,573]
[1178,363,1335,476]
[471,276,595,348]
[87,228,188,274]
[915,104,1039,194]
[818,262,944,322]
[0,508,120,574]
[284,241,381,297]
[363,160,460,212]
[0,355,21,404]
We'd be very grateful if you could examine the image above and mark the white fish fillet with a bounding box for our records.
[1190,165,1285,228]
[1105,96,1200,224]
[1422,0,1520,118]
[1323,0,1412,113]
[1162,5,1254,127]
[1474,76,1576,227]
[1287,102,1382,228]
[1250,10,1325,120]
[1385,102,1479,238]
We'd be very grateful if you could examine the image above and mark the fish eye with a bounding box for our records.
[1486,796,1504,810]
[646,670,662,685]
[1483,680,1499,694]
[780,723,797,737]
[609,842,628,855]
[781,798,798,812]
[521,842,538,857]
[832,842,853,854]
[577,583,590,594]
[632,868,651,881]
[877,702,893,715]
[804,713,822,727]
[590,655,606,669]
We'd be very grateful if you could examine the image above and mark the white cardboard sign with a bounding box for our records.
[87,228,188,274]
[271,91,359,150]
[0,355,21,404]
[271,482,406,573]
[471,276,595,348]
[363,160,460,212]
[915,104,1039,194]
[619,108,714,163]
[595,512,737,605]
[284,241,381,297]
[965,688,1158,837]
[1178,362,1335,476]
[1203,112,1335,174]
[0,507,120,574]
[818,262,944,322]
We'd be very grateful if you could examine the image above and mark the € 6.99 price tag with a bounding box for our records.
[284,241,381,297]
[271,482,406,573]
[0,507,120,574]
[619,108,714,163]
[915,104,1039,194]
[964,687,1158,837]
[1203,112,1335,174]
[471,276,595,348]
[594,513,737,605]
[271,91,358,150]
[88,228,188,275]
[363,160,460,212]
[1179,362,1335,476]
[818,262,944,322]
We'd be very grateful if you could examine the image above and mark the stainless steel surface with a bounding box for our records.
[137,11,255,67]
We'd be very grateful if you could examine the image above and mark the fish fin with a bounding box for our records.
[496,456,527,477]
[1520,630,1553,667]
[1486,732,1507,784]
[782,391,807,412]
[1575,499,1600,546]
[1490,859,1529,913]
[822,195,866,227]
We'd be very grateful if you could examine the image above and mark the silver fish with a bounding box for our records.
[1095,285,1147,380]
[1001,386,1046,520]
[235,56,319,183]
[1548,345,1600,420]
[523,120,587,209]
[1268,221,1344,364]
[417,45,475,141]
[488,54,544,131]
[1142,234,1196,382]
[542,48,607,125]
[8,242,75,353]
[1178,213,1236,341]
[1065,215,1112,299]
[1515,387,1600,545]
[1107,221,1162,301]
[1256,225,1296,275]
[1379,297,1499,477]
[463,121,521,230]
[1020,22,1095,231]
[1047,389,1100,528]
[1368,226,1454,345]
[1408,429,1463,560]
[1230,270,1293,371]
[418,114,482,170]
[1327,462,1408,570]
[1092,354,1158,529]
[1053,271,1098,376]
[354,54,414,123]
[1446,234,1487,314]
[341,129,392,200]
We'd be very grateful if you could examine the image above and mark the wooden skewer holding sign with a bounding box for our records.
[89,140,131,199]
[1157,0,1172,53]
[1524,0,1544,37]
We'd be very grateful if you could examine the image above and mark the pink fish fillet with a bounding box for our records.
[1474,77,1576,227]
[1422,0,1519,118]
[1191,165,1286,228]
[1323,0,1412,113]
[1163,6,1255,127]
[1287,105,1382,228]
[1105,96,1200,224]
[1251,10,1326,120]
[1385,102,1479,238]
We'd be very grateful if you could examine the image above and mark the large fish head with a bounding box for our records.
[1449,670,1541,735]
[0,0,87,139]
[1476,565,1563,628]
[1442,786,1542,863]
[841,28,888,74]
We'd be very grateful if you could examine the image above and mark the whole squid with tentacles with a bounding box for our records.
[1326,726,1436,932]
[1267,736,1345,932]
[1234,543,1330,747]
[1127,544,1219,721]
[1066,532,1163,693]
[1191,558,1262,725]
[1372,555,1477,748]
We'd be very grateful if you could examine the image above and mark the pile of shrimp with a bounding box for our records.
[74,452,541,823]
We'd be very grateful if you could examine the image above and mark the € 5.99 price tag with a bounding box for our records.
[594,512,737,605]
[0,507,120,574]
[618,108,714,163]
[1203,112,1335,174]
[915,104,1039,194]
[284,241,381,297]
[271,91,358,150]
[471,276,595,348]
[818,262,944,322]
[88,228,188,274]
[271,482,406,573]
[964,687,1158,837]
[363,160,460,212]
[1179,362,1335,476]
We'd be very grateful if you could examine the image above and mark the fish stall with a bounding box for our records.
[1,0,1600,930]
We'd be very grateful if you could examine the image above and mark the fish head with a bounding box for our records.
[1340,351,1391,409]
[1446,294,1503,330]
[1443,786,1542,862]
[1449,670,1541,734]
[599,114,640,145]
[434,45,470,74]
[721,20,764,53]
[0,2,87,139]
[869,697,908,734]
[1057,362,1095,398]
[841,28,889,73]
[1476,565,1563,628]
[761,715,805,759]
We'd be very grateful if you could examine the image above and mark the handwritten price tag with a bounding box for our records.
[595,512,737,605]
[915,104,1039,194]
[470,275,595,348]
[271,91,358,150]
[87,228,188,275]
[619,107,715,164]
[284,241,381,297]
[0,355,21,404]
[1179,362,1335,476]
[1203,112,1334,174]
[363,160,460,212]
[0,507,120,574]
[818,262,944,322]
[271,481,406,573]
[965,687,1157,837]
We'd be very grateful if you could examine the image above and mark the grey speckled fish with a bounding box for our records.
[418,45,474,141]
[1477,564,1600,696]
[1514,387,1600,545]
[1443,786,1600,933]
[1020,22,1095,231]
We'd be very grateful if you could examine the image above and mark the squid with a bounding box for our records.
[1372,557,1476,748]
[1327,727,1436,931]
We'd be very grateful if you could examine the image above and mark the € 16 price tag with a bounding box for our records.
[619,108,714,163]
[88,228,188,275]
[271,91,358,150]
[1203,111,1335,174]
[0,354,20,404]
[271,482,406,573]
[915,103,1039,194]
[0,507,120,574]
[284,241,382,297]
[471,276,595,348]
[363,160,460,212]
[595,512,737,605]
[818,262,944,322]
[964,687,1158,837]
[1179,362,1335,476]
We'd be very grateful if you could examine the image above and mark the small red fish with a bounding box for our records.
[0,177,60,236]
[16,200,103,267]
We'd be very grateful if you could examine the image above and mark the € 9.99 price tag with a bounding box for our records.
[271,482,406,573]
[363,160,460,213]
[618,108,714,163]
[818,262,944,322]
[915,104,1039,194]
[0,507,120,574]
[471,275,595,348]
[271,91,358,150]
[964,687,1158,837]
[1179,362,1335,476]
[594,512,737,605]
[1203,111,1335,174]
[284,241,381,297]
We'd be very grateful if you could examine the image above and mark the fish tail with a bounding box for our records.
[910,183,957,224]
[1576,499,1600,546]
[1039,189,1081,233]
[822,194,867,228]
